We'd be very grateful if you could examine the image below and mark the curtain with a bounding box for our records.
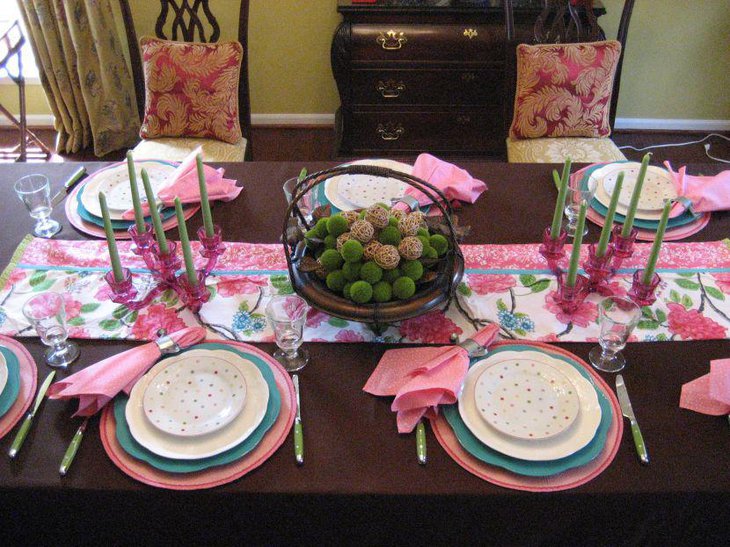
[17,0,139,156]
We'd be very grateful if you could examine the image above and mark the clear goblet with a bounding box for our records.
[265,295,310,372]
[14,174,61,238]
[23,292,80,368]
[589,296,641,373]
[564,175,597,238]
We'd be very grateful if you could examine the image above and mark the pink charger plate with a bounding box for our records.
[430,340,623,492]
[100,340,295,490]
[0,335,38,440]
[585,207,710,242]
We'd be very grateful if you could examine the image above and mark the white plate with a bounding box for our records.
[459,350,602,461]
[593,162,677,214]
[126,349,269,460]
[81,161,176,219]
[142,356,247,437]
[324,159,412,211]
[0,352,7,396]
[474,359,580,440]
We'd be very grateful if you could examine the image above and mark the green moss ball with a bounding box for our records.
[417,234,430,249]
[343,282,353,299]
[388,216,400,227]
[372,281,393,303]
[401,260,424,281]
[319,248,343,272]
[417,227,430,238]
[393,276,416,300]
[324,234,337,249]
[342,260,362,282]
[358,210,367,219]
[340,239,364,263]
[350,280,373,304]
[430,234,449,256]
[379,225,402,246]
[326,270,347,292]
[360,261,383,284]
[327,215,349,237]
[423,246,438,259]
[315,217,329,238]
[382,267,401,283]
[375,202,391,210]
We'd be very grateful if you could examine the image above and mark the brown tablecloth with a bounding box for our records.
[1,162,728,545]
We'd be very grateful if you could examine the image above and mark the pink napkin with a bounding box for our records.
[680,358,730,416]
[122,148,242,219]
[393,153,487,212]
[47,327,206,416]
[363,324,500,433]
[665,161,730,213]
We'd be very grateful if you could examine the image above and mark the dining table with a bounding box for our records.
[0,160,728,545]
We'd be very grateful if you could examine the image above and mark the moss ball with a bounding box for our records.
[326,270,347,292]
[342,260,362,282]
[358,210,367,219]
[430,234,449,256]
[319,248,343,272]
[423,246,439,260]
[343,282,353,299]
[341,239,364,263]
[315,217,329,238]
[388,216,400,227]
[327,215,349,237]
[336,232,352,252]
[360,261,383,284]
[401,260,424,281]
[375,202,391,210]
[372,281,393,303]
[350,280,373,304]
[417,227,430,238]
[324,234,337,249]
[417,234,430,249]
[383,267,401,283]
[379,225,402,246]
[393,276,416,300]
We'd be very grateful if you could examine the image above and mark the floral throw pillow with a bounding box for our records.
[140,37,243,144]
[509,40,622,140]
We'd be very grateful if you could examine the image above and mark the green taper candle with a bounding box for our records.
[141,168,169,254]
[621,153,651,237]
[550,158,572,239]
[175,197,198,286]
[196,154,214,237]
[642,200,672,285]
[596,172,624,257]
[99,192,124,282]
[565,201,587,287]
[126,151,145,233]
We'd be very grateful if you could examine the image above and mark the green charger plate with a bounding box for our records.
[0,345,21,419]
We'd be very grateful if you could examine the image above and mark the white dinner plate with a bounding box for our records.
[324,159,412,211]
[126,349,269,460]
[0,352,7,396]
[142,355,247,437]
[459,350,602,461]
[593,162,677,215]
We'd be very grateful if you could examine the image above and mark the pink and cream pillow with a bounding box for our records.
[139,37,243,144]
[509,40,622,140]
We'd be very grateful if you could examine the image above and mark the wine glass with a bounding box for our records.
[589,296,641,373]
[565,175,597,237]
[14,174,61,238]
[265,295,310,372]
[23,292,80,368]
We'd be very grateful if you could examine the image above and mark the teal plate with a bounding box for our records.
[114,343,281,473]
[443,345,612,477]
[0,345,21,419]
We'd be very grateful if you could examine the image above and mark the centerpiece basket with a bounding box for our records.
[282,165,465,328]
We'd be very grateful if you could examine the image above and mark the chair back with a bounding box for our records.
[118,0,252,157]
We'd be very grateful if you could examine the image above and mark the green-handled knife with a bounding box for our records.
[51,166,87,207]
[59,417,89,476]
[297,167,308,182]
[8,370,56,459]
[293,374,304,465]
[416,420,427,465]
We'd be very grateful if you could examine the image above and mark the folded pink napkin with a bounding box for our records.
[393,153,487,212]
[363,324,500,433]
[665,161,730,213]
[48,327,206,416]
[680,358,730,416]
[123,148,241,219]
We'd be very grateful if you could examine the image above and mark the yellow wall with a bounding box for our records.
[2,0,729,123]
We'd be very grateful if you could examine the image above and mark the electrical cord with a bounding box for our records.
[617,132,730,163]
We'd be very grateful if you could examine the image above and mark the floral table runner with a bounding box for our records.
[1,237,729,343]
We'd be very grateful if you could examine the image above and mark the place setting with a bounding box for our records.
[0,334,39,443]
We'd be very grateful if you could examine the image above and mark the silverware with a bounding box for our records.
[616,374,649,465]
[293,374,304,465]
[416,420,427,465]
[59,417,89,476]
[8,370,56,459]
[50,166,87,207]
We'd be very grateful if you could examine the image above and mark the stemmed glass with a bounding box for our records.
[266,295,310,372]
[589,296,641,373]
[565,175,597,238]
[14,174,61,238]
[23,292,80,368]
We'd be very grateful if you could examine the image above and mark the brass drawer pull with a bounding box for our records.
[377,122,404,141]
[461,72,476,82]
[463,28,478,39]
[377,79,406,98]
[456,115,472,125]
[377,30,407,51]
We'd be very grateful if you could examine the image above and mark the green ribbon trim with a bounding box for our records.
[0,234,33,293]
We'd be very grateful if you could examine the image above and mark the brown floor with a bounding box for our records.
[1,126,729,165]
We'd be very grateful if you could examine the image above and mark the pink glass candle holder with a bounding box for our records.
[610,225,638,271]
[153,241,181,285]
[178,271,210,313]
[128,223,155,254]
[539,226,567,274]
[105,268,138,302]
[628,269,661,307]
[555,273,589,314]
[197,224,225,274]
[583,243,615,295]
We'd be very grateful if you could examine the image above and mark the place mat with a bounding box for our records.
[0,335,38,440]
[431,340,622,492]
[99,340,295,490]
[1,237,729,343]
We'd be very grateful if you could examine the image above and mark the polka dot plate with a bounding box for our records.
[474,359,580,440]
[0,352,7,397]
[458,350,602,461]
[329,158,411,210]
[594,162,677,214]
[142,356,247,437]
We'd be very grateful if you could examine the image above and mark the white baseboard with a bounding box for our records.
[615,118,730,131]
[0,114,55,127]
